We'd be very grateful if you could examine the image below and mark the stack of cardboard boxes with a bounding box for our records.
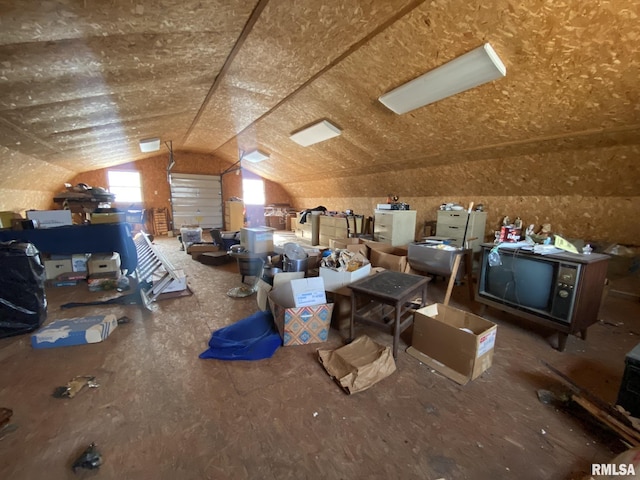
[87,252,122,291]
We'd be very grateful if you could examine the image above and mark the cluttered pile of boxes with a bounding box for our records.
[43,251,125,291]
[233,228,499,390]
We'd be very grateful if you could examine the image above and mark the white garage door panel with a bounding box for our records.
[170,173,222,229]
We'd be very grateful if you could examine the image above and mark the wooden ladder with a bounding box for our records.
[151,208,169,236]
[134,233,182,310]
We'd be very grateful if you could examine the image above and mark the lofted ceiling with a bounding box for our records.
[1,0,639,190]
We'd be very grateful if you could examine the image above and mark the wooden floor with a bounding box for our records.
[1,234,639,480]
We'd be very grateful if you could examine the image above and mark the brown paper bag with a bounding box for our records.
[317,335,396,394]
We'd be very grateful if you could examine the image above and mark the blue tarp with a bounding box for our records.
[199,310,282,361]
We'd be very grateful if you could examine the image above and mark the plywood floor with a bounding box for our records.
[1,234,639,480]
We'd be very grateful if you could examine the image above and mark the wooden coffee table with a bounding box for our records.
[348,270,430,358]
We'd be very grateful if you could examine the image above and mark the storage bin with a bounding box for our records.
[180,227,203,244]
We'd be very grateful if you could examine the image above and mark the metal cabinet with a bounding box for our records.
[436,210,487,252]
[373,210,417,246]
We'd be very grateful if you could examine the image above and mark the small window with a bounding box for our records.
[243,179,265,205]
[107,170,142,203]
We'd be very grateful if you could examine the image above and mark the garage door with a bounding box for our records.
[169,173,222,229]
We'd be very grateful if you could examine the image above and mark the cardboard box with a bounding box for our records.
[407,303,497,385]
[44,258,73,280]
[326,287,352,331]
[197,251,232,266]
[31,314,118,349]
[240,227,275,254]
[0,211,20,228]
[87,252,121,276]
[256,272,305,311]
[187,243,220,255]
[289,277,327,307]
[11,219,36,230]
[319,259,371,293]
[26,210,73,229]
[268,281,334,346]
[72,253,90,272]
[152,269,187,294]
[369,246,410,273]
[329,237,365,250]
[91,212,126,224]
[317,335,397,394]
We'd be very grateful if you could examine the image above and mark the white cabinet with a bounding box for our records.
[373,210,417,246]
[436,210,487,252]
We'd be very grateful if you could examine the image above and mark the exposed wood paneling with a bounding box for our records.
[0,0,638,244]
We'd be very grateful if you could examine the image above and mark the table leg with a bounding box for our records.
[421,283,427,307]
[393,300,401,359]
[349,290,356,343]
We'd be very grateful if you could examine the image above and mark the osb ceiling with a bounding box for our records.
[1,0,639,190]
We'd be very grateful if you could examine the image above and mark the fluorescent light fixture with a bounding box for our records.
[242,149,270,163]
[379,43,506,114]
[139,137,161,152]
[290,120,342,147]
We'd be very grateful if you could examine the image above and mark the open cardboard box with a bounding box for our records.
[256,272,305,311]
[368,244,410,273]
[319,258,371,293]
[268,277,333,346]
[407,303,497,385]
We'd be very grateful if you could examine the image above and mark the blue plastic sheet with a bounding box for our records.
[199,310,281,361]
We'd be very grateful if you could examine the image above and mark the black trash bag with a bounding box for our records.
[0,241,47,338]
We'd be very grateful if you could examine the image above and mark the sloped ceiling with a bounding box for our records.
[1,0,639,194]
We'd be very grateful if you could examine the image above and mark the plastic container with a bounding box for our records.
[180,227,203,244]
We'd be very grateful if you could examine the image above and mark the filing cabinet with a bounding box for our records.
[436,210,487,252]
[373,210,417,246]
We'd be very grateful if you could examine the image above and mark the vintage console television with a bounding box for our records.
[475,243,609,351]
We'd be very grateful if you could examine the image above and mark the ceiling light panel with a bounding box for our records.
[139,137,161,152]
[379,43,507,115]
[290,120,342,147]
[243,149,270,163]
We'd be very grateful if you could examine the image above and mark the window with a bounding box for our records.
[107,170,142,203]
[242,178,265,205]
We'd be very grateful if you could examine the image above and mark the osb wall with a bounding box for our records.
[69,151,291,228]
[286,145,640,247]
[0,146,75,213]
[291,194,638,248]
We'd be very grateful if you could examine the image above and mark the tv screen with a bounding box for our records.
[484,252,554,311]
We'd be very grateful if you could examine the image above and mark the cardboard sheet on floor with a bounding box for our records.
[199,310,282,361]
[317,335,396,394]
